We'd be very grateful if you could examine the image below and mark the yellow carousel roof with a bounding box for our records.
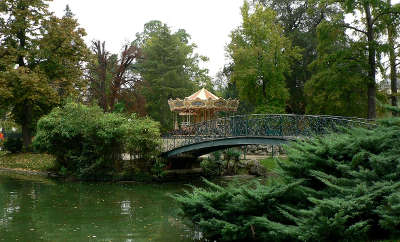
[186,88,219,101]
[168,88,239,113]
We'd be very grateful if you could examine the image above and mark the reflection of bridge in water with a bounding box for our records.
[161,114,375,158]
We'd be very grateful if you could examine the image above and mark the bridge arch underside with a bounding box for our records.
[162,136,292,158]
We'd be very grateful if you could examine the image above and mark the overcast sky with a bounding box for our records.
[48,0,244,78]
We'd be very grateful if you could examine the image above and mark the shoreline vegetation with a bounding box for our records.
[0,150,283,181]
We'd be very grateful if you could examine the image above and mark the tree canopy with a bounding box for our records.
[227,1,301,114]
[305,22,369,117]
[134,20,211,131]
[0,1,88,148]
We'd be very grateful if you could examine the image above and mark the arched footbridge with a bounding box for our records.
[161,114,375,158]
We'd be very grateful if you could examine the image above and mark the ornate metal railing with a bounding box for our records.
[162,114,376,152]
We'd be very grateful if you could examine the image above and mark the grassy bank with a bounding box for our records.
[0,151,56,172]
[260,156,288,171]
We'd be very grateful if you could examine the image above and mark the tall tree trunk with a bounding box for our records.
[365,4,377,119]
[109,82,120,112]
[22,103,33,150]
[16,3,32,149]
[22,123,32,150]
[387,0,398,115]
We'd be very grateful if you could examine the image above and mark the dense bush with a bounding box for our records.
[200,158,222,177]
[3,137,23,153]
[223,148,241,162]
[200,151,224,177]
[33,102,161,180]
[174,114,400,241]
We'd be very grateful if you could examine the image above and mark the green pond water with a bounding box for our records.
[0,172,202,242]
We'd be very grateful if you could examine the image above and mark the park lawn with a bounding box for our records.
[0,152,57,172]
[260,156,289,171]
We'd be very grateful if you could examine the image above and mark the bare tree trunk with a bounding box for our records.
[93,41,109,112]
[387,0,398,115]
[91,42,140,112]
[365,4,377,119]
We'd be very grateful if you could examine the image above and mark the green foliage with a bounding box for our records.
[214,66,256,115]
[200,159,222,177]
[305,22,368,117]
[3,137,23,154]
[33,102,161,180]
[123,114,161,161]
[174,179,302,241]
[0,0,89,149]
[223,148,241,162]
[134,20,210,132]
[175,113,400,241]
[150,158,166,178]
[321,0,400,118]
[255,0,339,114]
[210,150,222,161]
[227,1,301,113]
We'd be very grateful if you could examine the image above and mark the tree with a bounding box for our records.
[227,1,301,114]
[0,1,88,149]
[326,0,400,118]
[383,0,400,115]
[215,65,255,115]
[87,41,142,112]
[254,0,340,113]
[134,20,210,131]
[305,22,369,117]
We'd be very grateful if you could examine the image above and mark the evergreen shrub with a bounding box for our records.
[174,113,400,241]
[33,102,161,180]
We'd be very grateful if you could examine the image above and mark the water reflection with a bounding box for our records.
[0,172,200,242]
[120,200,131,215]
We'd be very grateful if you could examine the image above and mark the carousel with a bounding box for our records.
[168,88,239,130]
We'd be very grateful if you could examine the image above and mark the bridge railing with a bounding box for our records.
[162,114,375,152]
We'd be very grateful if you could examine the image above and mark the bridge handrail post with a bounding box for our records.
[231,116,235,137]
[246,117,249,136]
[296,115,300,136]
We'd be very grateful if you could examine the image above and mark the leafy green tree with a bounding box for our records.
[134,20,210,131]
[325,0,400,118]
[305,22,369,117]
[0,1,88,149]
[254,0,340,113]
[227,1,301,114]
[215,65,256,115]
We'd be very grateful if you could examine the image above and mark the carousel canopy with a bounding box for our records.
[186,88,219,101]
[168,88,239,113]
